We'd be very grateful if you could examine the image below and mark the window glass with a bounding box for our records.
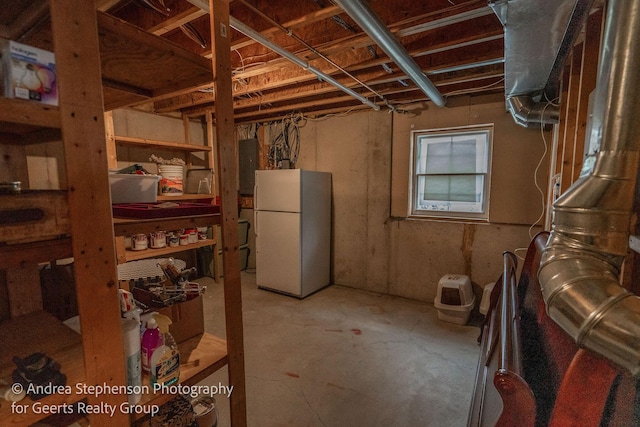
[411,125,492,219]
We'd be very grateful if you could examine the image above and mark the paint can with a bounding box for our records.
[131,234,148,251]
[149,231,166,249]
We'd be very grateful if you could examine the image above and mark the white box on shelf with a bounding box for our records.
[109,173,160,204]
[1,39,58,105]
[434,274,475,325]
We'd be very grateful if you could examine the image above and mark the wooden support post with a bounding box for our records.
[105,111,117,170]
[50,1,128,425]
[209,0,247,426]
[207,111,220,199]
[183,114,194,168]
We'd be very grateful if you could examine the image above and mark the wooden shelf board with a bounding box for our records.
[133,332,228,420]
[0,98,61,130]
[157,194,214,202]
[0,190,70,246]
[122,239,216,263]
[0,237,73,269]
[0,311,87,426]
[113,214,220,236]
[97,12,213,110]
[114,135,212,152]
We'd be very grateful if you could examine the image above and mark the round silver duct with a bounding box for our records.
[539,0,640,374]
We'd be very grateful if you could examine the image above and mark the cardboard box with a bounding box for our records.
[1,39,58,105]
[157,295,204,343]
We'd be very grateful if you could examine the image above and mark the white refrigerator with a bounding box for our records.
[254,169,331,298]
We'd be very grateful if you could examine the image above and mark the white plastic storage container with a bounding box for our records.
[434,274,475,325]
[479,282,496,315]
[109,173,160,204]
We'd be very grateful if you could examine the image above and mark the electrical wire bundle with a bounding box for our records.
[267,112,304,169]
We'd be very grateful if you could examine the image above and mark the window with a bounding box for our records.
[411,125,492,220]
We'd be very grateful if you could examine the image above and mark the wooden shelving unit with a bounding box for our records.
[157,194,215,202]
[111,132,215,198]
[0,1,132,425]
[120,239,217,262]
[0,97,60,128]
[114,135,213,153]
[0,312,87,426]
[113,214,220,238]
[1,1,246,426]
[132,333,228,420]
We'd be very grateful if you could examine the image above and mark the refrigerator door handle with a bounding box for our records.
[254,182,258,211]
[254,182,258,237]
[254,209,258,237]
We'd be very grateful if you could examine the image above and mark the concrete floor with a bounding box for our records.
[196,272,481,427]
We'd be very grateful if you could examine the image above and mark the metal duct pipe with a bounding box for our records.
[538,0,640,375]
[186,0,380,111]
[506,95,559,127]
[333,0,446,107]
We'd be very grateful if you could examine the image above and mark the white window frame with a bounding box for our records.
[410,124,493,220]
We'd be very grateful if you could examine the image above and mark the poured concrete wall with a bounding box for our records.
[297,94,550,302]
[109,97,549,303]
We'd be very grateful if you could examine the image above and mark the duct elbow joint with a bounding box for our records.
[507,95,559,127]
[539,234,640,376]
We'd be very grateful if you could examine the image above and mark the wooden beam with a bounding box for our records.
[177,54,502,118]
[104,111,117,169]
[102,78,154,97]
[153,30,502,113]
[235,102,374,125]
[148,6,208,35]
[231,44,503,98]
[97,11,213,103]
[225,0,487,55]
[49,1,128,425]
[229,56,503,111]
[560,45,584,192]
[0,238,73,270]
[230,5,343,51]
[97,11,213,67]
[209,0,247,426]
[1,0,49,40]
[95,0,124,12]
[230,2,496,80]
[230,72,503,119]
[0,98,61,129]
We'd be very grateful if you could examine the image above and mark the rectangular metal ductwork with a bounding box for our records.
[490,0,594,125]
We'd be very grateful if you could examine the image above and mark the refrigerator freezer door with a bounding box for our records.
[255,210,302,296]
[254,169,302,213]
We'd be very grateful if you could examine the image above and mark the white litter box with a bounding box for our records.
[434,274,475,325]
[479,282,497,315]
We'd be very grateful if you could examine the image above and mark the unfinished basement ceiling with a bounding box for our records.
[5,0,505,123]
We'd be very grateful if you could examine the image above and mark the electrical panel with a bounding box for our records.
[239,138,259,195]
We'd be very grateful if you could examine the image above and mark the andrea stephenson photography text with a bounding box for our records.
[9,381,233,417]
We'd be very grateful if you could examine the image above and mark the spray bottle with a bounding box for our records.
[141,317,161,375]
[150,313,180,386]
